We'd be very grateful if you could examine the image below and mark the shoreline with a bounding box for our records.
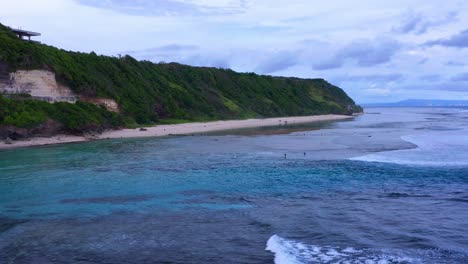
[0,114,356,150]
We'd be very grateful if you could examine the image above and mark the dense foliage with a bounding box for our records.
[0,95,123,133]
[0,23,361,133]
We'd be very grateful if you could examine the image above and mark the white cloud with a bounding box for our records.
[364,88,391,96]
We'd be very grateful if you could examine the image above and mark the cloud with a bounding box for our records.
[313,39,401,70]
[420,74,441,82]
[417,58,428,65]
[426,29,468,48]
[312,58,343,71]
[334,73,404,83]
[364,88,391,96]
[394,11,424,34]
[451,72,468,82]
[123,44,233,68]
[150,44,199,52]
[403,82,468,92]
[123,44,200,62]
[127,45,303,72]
[126,44,199,55]
[446,61,465,66]
[255,50,300,74]
[76,0,249,16]
[183,54,231,69]
[393,10,457,34]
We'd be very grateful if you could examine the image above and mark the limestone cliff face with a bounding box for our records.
[0,70,77,102]
[0,69,120,112]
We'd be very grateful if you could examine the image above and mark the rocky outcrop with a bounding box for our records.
[0,69,77,103]
[81,97,120,113]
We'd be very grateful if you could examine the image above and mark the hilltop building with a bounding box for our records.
[10,27,41,41]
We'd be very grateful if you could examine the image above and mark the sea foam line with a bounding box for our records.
[266,235,416,264]
[350,130,468,167]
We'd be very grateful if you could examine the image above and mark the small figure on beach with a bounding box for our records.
[304,152,306,156]
[284,154,287,159]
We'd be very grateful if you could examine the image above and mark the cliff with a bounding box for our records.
[0,23,362,139]
[0,68,77,102]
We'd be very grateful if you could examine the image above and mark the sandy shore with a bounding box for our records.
[0,114,355,150]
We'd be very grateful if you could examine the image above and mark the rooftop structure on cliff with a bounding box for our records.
[10,27,41,41]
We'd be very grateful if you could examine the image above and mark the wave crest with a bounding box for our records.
[350,130,468,167]
[266,235,416,264]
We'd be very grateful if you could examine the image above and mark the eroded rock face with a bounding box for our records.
[81,97,120,113]
[0,70,77,103]
[0,68,121,112]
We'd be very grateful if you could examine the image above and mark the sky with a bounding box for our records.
[1,0,468,103]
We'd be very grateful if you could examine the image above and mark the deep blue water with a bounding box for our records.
[0,108,467,263]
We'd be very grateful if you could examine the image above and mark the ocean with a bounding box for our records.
[0,108,467,263]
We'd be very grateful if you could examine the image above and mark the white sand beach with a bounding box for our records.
[0,114,355,150]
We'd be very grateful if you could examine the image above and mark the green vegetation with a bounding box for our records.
[0,23,361,137]
[0,95,123,133]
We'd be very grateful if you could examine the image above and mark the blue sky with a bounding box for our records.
[1,0,468,103]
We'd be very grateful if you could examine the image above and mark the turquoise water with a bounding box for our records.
[1,108,467,263]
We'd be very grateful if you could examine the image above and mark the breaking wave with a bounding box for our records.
[266,235,416,264]
[350,130,468,167]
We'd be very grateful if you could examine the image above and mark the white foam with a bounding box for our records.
[266,235,303,264]
[351,130,468,167]
[266,235,417,264]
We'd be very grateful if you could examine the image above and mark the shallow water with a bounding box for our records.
[0,108,467,263]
